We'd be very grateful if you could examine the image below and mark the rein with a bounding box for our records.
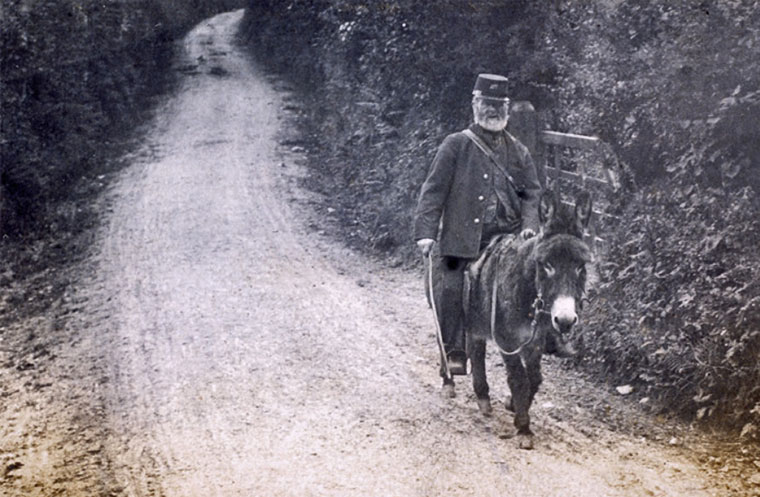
[489,275,550,357]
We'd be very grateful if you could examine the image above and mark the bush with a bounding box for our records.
[584,184,760,430]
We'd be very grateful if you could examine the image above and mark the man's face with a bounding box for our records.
[473,97,509,132]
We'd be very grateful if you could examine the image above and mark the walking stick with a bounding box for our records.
[426,251,452,381]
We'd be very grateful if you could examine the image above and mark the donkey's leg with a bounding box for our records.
[527,358,543,406]
[470,338,491,415]
[506,355,542,449]
[439,355,456,398]
[504,356,533,436]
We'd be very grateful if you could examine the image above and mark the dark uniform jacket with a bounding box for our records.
[413,124,541,259]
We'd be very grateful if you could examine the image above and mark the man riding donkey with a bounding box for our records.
[414,73,572,397]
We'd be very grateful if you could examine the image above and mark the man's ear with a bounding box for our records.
[575,190,593,228]
[539,190,556,224]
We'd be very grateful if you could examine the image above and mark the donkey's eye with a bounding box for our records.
[576,265,586,276]
[543,262,556,277]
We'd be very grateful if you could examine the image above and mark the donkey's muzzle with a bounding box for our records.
[548,296,580,357]
[553,315,578,335]
[551,296,578,334]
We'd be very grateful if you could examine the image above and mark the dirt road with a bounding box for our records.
[0,9,750,497]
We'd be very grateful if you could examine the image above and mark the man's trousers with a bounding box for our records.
[429,254,470,376]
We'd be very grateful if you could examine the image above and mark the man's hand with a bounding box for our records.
[520,228,536,240]
[416,238,435,257]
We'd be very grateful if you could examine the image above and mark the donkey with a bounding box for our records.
[464,189,593,449]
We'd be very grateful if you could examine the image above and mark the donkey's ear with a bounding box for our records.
[575,191,593,228]
[539,190,556,224]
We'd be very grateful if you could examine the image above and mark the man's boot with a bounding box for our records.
[446,349,468,375]
[446,325,468,375]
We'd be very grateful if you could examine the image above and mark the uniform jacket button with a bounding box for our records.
[483,173,489,179]
[474,218,480,224]
[478,195,484,201]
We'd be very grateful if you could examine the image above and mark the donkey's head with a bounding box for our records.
[533,190,593,356]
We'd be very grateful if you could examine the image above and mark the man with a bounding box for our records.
[413,73,542,394]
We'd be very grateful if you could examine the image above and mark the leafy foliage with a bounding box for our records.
[584,184,760,429]
[545,1,760,189]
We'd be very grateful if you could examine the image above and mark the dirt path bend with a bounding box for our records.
[0,9,748,497]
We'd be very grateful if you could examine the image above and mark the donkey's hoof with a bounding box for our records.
[517,433,534,450]
[504,395,515,412]
[441,383,456,399]
[477,398,493,416]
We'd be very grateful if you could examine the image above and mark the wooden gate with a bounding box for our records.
[508,101,623,255]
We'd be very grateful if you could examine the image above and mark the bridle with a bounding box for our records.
[489,275,552,358]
